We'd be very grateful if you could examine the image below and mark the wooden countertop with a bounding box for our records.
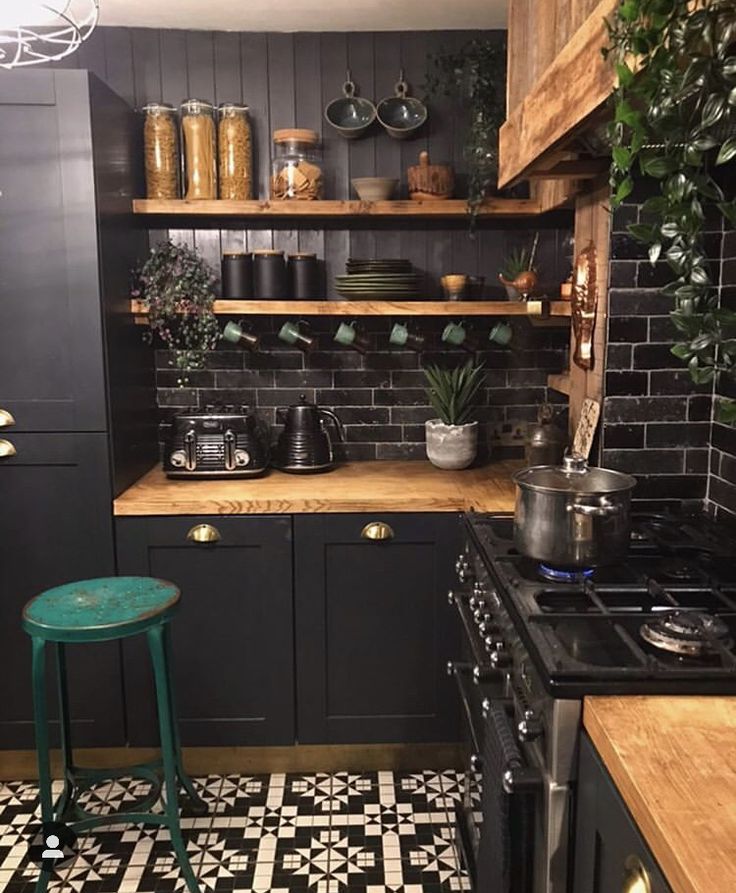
[584,696,736,893]
[113,460,521,516]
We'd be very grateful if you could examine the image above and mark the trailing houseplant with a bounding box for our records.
[423,359,486,469]
[132,240,220,384]
[425,38,507,220]
[604,0,736,423]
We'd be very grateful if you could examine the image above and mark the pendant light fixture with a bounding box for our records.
[0,1,99,69]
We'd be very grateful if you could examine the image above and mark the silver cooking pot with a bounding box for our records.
[512,453,636,567]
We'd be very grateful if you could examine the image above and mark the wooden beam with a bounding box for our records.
[498,0,618,188]
[526,159,610,180]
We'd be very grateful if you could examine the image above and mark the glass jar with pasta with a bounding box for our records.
[180,99,217,200]
[142,102,179,199]
[218,103,253,200]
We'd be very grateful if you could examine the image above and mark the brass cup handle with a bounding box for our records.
[622,856,651,893]
[361,521,394,541]
[187,523,221,544]
[0,409,16,428]
[0,439,17,459]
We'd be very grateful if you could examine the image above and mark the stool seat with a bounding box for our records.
[22,576,180,643]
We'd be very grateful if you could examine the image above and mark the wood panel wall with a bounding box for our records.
[50,26,572,300]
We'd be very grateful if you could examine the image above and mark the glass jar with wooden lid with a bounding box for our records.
[270,129,323,200]
[142,102,179,199]
[180,99,217,200]
[218,103,253,200]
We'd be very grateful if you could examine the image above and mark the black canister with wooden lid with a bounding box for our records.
[221,251,253,298]
[253,249,287,299]
[288,253,318,300]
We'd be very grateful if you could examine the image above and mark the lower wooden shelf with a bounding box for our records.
[547,372,572,396]
[130,299,573,319]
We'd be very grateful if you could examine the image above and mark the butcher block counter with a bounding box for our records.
[584,696,736,893]
[113,459,521,516]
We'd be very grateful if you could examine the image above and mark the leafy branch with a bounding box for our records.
[604,0,736,422]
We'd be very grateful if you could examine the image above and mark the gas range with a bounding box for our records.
[450,511,736,893]
[466,512,736,697]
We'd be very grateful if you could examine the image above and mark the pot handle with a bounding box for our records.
[567,497,622,517]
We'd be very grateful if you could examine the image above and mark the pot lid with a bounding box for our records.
[513,453,636,495]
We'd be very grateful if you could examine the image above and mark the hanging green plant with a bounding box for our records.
[132,240,220,384]
[425,38,507,222]
[604,0,736,424]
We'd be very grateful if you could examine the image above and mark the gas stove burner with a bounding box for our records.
[538,564,595,583]
[640,610,733,658]
[657,558,697,581]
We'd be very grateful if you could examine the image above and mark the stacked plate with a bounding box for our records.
[335,258,422,299]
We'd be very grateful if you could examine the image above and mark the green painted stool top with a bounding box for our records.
[22,576,180,643]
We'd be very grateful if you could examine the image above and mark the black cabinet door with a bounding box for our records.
[0,70,107,432]
[574,734,673,893]
[294,513,461,744]
[117,516,294,747]
[0,433,120,749]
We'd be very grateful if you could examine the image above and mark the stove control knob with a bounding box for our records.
[447,589,456,605]
[472,581,486,596]
[518,710,543,742]
[470,753,482,772]
[481,697,491,717]
[479,620,499,636]
[489,647,511,669]
[170,450,187,468]
[457,565,471,583]
[473,607,488,624]
[234,449,250,467]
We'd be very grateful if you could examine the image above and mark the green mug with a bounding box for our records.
[222,320,260,350]
[442,321,467,346]
[278,320,316,351]
[390,322,425,350]
[489,322,513,346]
[334,321,370,353]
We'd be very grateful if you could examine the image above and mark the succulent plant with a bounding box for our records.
[423,360,486,426]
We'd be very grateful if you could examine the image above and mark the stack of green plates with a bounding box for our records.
[336,258,421,299]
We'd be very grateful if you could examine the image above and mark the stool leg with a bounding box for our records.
[55,643,74,819]
[31,637,52,893]
[162,623,206,814]
[147,625,201,893]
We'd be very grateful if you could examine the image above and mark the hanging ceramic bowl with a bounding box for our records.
[324,73,377,139]
[376,71,427,140]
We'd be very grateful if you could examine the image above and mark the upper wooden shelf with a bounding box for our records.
[132,198,546,218]
[130,299,572,318]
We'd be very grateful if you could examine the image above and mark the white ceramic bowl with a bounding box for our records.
[351,177,398,201]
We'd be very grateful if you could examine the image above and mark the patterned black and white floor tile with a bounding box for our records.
[0,771,470,893]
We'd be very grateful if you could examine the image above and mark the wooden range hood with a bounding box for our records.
[498,0,620,436]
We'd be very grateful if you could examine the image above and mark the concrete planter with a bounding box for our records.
[425,419,479,470]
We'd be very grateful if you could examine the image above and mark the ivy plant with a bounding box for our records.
[425,38,507,222]
[604,0,736,424]
[132,240,220,384]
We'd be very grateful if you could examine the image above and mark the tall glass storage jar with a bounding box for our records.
[180,99,217,200]
[218,103,253,200]
[142,102,179,199]
[270,129,323,200]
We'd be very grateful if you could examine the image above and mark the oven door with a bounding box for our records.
[476,699,541,893]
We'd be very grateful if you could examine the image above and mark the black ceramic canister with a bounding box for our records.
[288,253,318,300]
[221,251,253,299]
[253,249,287,299]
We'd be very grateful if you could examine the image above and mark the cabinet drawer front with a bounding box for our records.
[117,515,292,549]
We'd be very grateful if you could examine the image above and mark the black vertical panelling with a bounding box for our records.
[159,29,187,106]
[346,33,377,262]
[294,33,325,260]
[372,32,402,267]
[321,33,350,297]
[241,33,271,249]
[76,29,107,82]
[102,28,135,107]
[214,32,242,104]
[131,28,162,106]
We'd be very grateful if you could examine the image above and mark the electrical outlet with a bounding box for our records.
[491,420,528,446]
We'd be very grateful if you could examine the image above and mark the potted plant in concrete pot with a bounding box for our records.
[423,359,485,470]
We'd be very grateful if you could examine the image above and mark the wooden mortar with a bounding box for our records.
[407,151,454,200]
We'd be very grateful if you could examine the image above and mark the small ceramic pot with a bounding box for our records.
[351,177,398,201]
[441,274,468,301]
[425,419,478,470]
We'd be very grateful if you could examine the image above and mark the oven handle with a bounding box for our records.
[484,699,543,795]
[449,661,483,763]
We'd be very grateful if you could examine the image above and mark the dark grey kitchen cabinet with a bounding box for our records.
[117,516,295,747]
[574,733,673,893]
[0,434,121,749]
[294,513,462,744]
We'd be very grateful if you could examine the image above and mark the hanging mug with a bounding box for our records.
[279,319,317,352]
[222,320,260,351]
[389,322,425,351]
[334,321,370,353]
[442,321,478,352]
[489,322,513,346]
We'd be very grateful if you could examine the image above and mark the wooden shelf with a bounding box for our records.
[547,372,572,396]
[132,198,546,218]
[130,299,573,319]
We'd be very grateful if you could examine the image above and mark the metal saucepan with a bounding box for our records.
[512,453,636,568]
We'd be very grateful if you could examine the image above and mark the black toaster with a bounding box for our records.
[164,405,269,478]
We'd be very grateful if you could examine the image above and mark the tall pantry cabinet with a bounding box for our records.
[0,70,156,749]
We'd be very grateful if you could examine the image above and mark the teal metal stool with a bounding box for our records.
[22,576,207,893]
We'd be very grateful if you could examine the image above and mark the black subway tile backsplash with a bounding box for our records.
[605,371,648,396]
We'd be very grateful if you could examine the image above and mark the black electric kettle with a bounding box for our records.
[273,395,345,473]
